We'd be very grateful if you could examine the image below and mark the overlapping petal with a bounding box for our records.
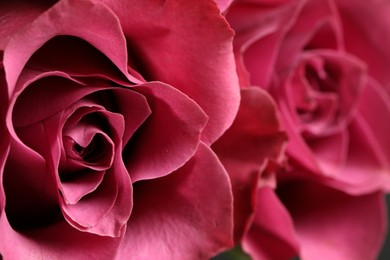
[118,143,233,259]
[213,87,286,242]
[100,0,240,144]
[278,178,386,260]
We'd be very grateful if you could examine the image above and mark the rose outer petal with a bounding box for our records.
[330,79,390,193]
[0,65,9,215]
[212,87,287,242]
[0,216,124,260]
[336,0,390,89]
[278,179,386,260]
[3,0,142,97]
[0,1,55,49]
[117,143,233,259]
[100,0,240,145]
[126,82,208,182]
[242,187,299,260]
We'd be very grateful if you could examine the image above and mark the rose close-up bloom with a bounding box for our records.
[213,0,390,259]
[0,0,241,259]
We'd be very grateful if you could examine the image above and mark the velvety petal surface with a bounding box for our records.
[126,82,208,182]
[332,79,390,193]
[0,64,9,215]
[3,0,142,97]
[117,143,233,259]
[0,0,56,49]
[336,0,390,88]
[100,0,240,144]
[212,87,286,242]
[243,187,299,260]
[278,178,387,260]
[0,216,124,260]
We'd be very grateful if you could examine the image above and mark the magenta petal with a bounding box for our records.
[0,1,55,49]
[12,72,101,128]
[243,187,299,260]
[336,0,390,88]
[126,82,208,182]
[3,0,141,96]
[0,66,9,214]
[3,137,59,230]
[61,152,132,237]
[0,216,124,260]
[108,88,151,146]
[118,143,233,259]
[101,0,240,144]
[60,171,106,205]
[308,131,348,177]
[215,0,234,13]
[279,180,386,260]
[213,87,287,242]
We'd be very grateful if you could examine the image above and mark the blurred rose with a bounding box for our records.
[0,0,240,259]
[217,0,390,259]
[226,0,390,193]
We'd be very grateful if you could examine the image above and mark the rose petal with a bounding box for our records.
[308,131,348,177]
[3,137,59,230]
[12,72,100,128]
[278,179,387,260]
[117,143,233,259]
[212,87,287,242]
[0,64,9,214]
[336,0,390,88]
[3,0,142,97]
[125,82,208,182]
[0,1,55,49]
[328,79,390,193]
[276,0,343,70]
[214,0,234,13]
[227,0,302,88]
[61,151,132,237]
[243,187,299,260]
[0,216,124,259]
[100,0,240,144]
[27,35,135,84]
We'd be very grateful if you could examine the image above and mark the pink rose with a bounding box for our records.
[216,0,390,259]
[0,0,240,258]
[226,0,390,193]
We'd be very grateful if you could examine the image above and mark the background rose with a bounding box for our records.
[226,0,390,193]
[0,0,240,259]
[217,0,390,259]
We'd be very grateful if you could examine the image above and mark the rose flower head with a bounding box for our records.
[0,0,240,259]
[212,0,390,259]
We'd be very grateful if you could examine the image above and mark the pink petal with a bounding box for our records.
[328,79,390,193]
[243,187,299,260]
[0,216,124,259]
[61,152,132,237]
[276,0,343,70]
[212,87,287,242]
[3,0,142,97]
[227,0,302,88]
[27,35,136,84]
[100,0,240,144]
[0,1,55,49]
[3,137,59,230]
[117,143,233,259]
[278,178,387,260]
[126,82,208,182]
[214,0,234,13]
[336,0,390,88]
[0,64,9,214]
